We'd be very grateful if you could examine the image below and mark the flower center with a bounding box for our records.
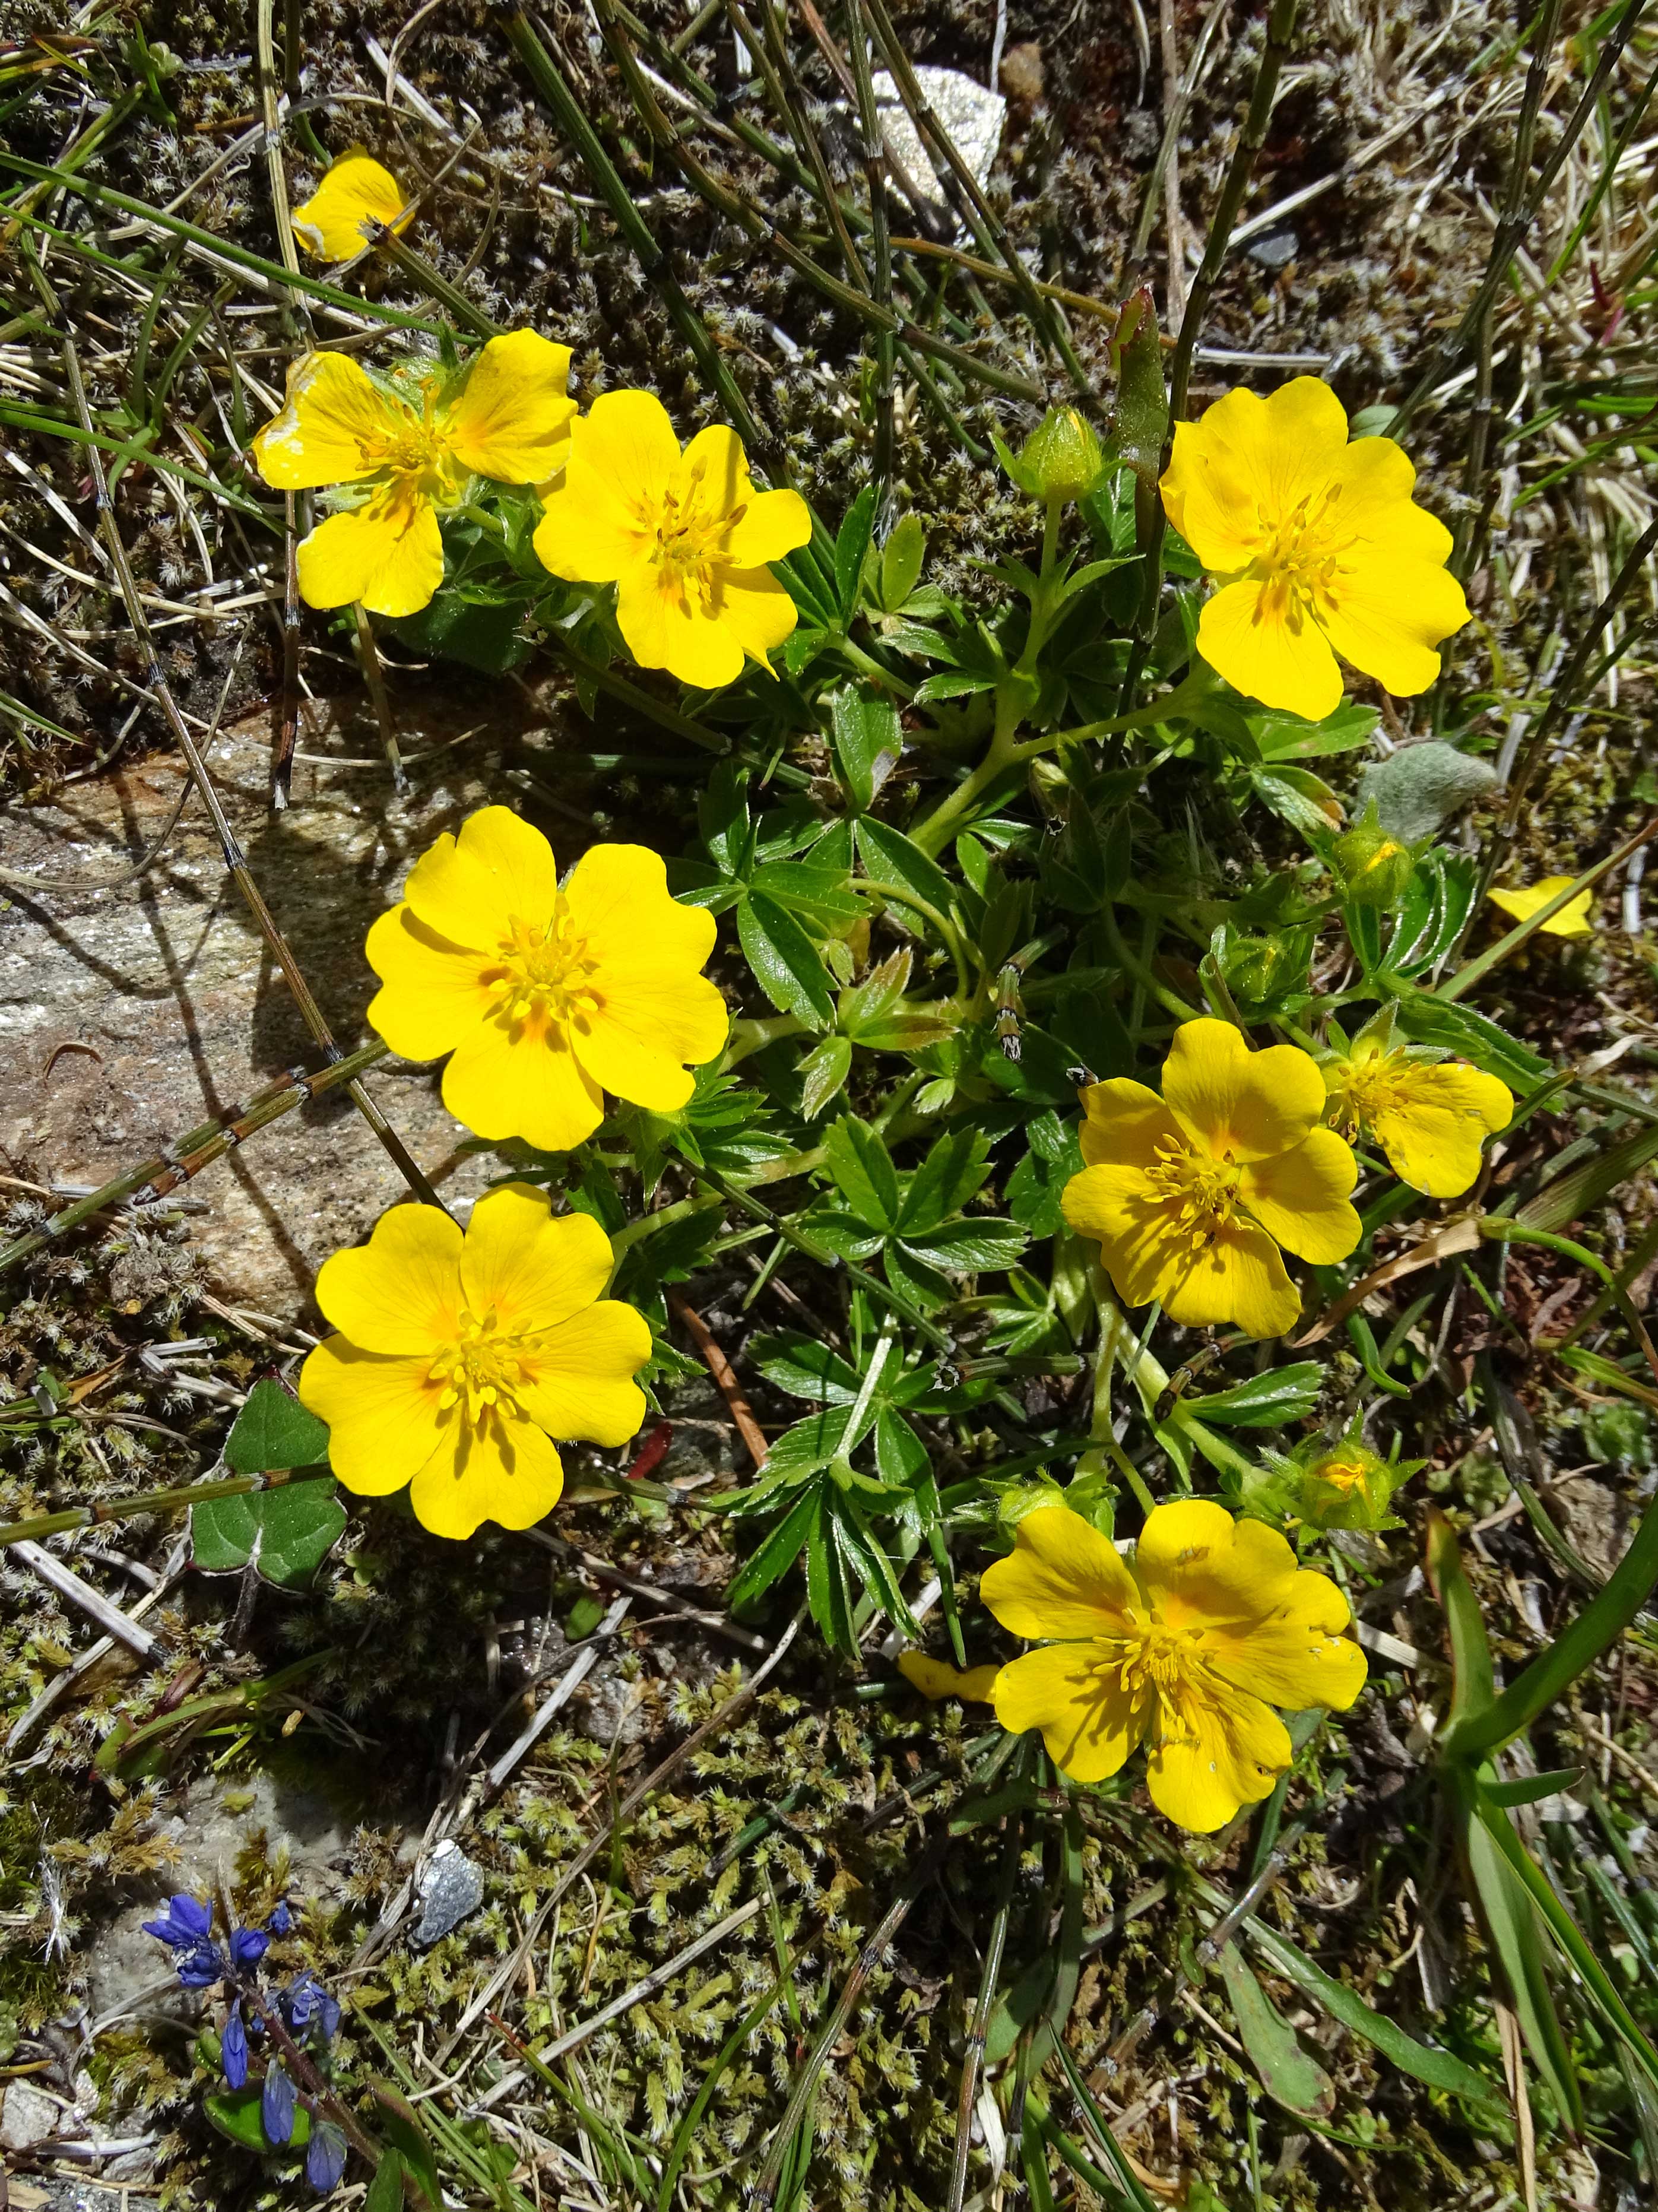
[1251,486,1350,619]
[1312,1453,1368,1495]
[649,464,744,609]
[428,1305,526,1425]
[360,410,445,482]
[1327,1050,1409,1140]
[1089,1618,1212,1709]
[484,903,600,1027]
[1145,1140,1238,1249]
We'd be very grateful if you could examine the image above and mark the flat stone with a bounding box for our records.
[0,2079,64,2150]
[411,1838,484,1948]
[0,689,591,1316]
[871,66,1005,232]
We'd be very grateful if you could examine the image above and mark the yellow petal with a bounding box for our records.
[312,1202,463,1354]
[1061,1162,1187,1311]
[896,1651,1003,1703]
[402,806,557,950]
[408,1408,565,1538]
[516,1304,653,1444]
[291,154,411,261]
[1076,1079,1185,1170]
[1323,435,1454,566]
[1161,1219,1301,1340]
[298,1338,445,1497]
[364,907,496,1060]
[440,330,577,483]
[1203,1571,1367,1715]
[722,486,813,566]
[458,1183,614,1335]
[1196,576,1345,720]
[712,567,801,670]
[1488,877,1594,939]
[979,1504,1140,1640]
[679,423,750,518]
[1314,554,1469,699]
[1369,1062,1513,1197]
[1159,379,1349,573]
[440,1012,605,1153]
[562,841,718,975]
[1239,1128,1360,1264]
[533,483,651,585]
[617,568,746,689]
[1161,1018,1324,1164]
[296,484,443,617]
[533,391,681,584]
[1133,1500,1298,1630]
[1146,1679,1289,1833]
[992,1643,1150,1784]
[252,353,403,491]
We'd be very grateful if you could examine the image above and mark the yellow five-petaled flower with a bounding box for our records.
[533,390,812,689]
[299,1184,651,1540]
[982,1500,1367,1831]
[251,331,576,618]
[1061,1018,1360,1341]
[1323,1027,1511,1198]
[366,806,729,1154]
[1160,378,1470,721]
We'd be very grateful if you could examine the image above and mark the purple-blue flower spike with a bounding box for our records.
[221,2001,249,2090]
[141,1893,213,1948]
[230,1926,270,1971]
[261,2060,296,2147]
[305,2119,348,2193]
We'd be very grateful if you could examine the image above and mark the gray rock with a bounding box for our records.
[1355,740,1499,845]
[0,2079,64,2150]
[411,1839,484,1948]
[870,66,1005,233]
[1248,230,1299,270]
[0,688,582,1316]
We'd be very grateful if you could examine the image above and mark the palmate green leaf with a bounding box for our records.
[855,817,960,922]
[736,891,836,1027]
[806,1485,857,1652]
[191,1481,348,1589]
[882,1239,952,1312]
[1250,702,1379,759]
[749,859,862,930]
[1216,1945,1335,2119]
[753,1335,860,1403]
[728,1484,822,1614]
[878,513,926,611]
[205,2084,312,2153]
[225,1380,330,1473]
[1248,762,1343,841]
[829,686,902,811]
[899,1217,1027,1272]
[822,1116,902,1229]
[898,1126,993,1234]
[829,1488,919,1636]
[835,481,878,620]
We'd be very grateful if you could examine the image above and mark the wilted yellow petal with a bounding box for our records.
[291,153,412,261]
[1489,876,1594,939]
[898,1651,1004,1704]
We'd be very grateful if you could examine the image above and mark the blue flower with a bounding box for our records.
[305,2119,347,2194]
[142,1893,213,1949]
[229,1925,270,1971]
[261,2060,296,2147]
[176,1942,228,1990]
[268,1901,293,1937]
[221,2001,248,2090]
[282,1973,340,2043]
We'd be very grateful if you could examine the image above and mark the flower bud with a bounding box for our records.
[1333,801,1414,909]
[1298,1440,1402,1532]
[1016,407,1105,503]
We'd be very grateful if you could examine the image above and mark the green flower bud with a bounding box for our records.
[1298,1440,1403,1532]
[1333,801,1415,909]
[1016,406,1105,503]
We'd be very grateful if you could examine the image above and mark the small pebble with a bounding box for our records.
[411,1840,484,1948]
[1247,230,1299,270]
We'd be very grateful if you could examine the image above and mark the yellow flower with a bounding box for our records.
[1061,1018,1360,1341]
[982,1500,1366,1831]
[1159,378,1470,721]
[532,390,812,689]
[251,331,576,618]
[896,1651,1003,1703]
[1488,876,1594,939]
[291,154,412,262]
[1324,1034,1511,1197]
[366,806,728,1152]
[299,1184,651,1539]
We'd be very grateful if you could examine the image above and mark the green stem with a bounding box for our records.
[1,1469,312,1550]
[909,717,1048,858]
[1099,905,1203,1023]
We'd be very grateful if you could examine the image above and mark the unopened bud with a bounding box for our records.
[1298,1441,1401,1532]
[1333,801,1414,909]
[1016,407,1105,503]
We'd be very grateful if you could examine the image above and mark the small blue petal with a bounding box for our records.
[222,2001,248,2090]
[316,1992,341,2045]
[305,2119,348,2194]
[268,1902,293,1937]
[170,1893,214,1937]
[144,1893,215,1949]
[176,1943,227,1989]
[230,1926,270,1970]
[261,2061,296,2148]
